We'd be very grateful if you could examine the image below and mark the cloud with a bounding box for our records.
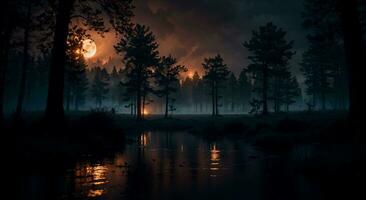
[88,0,307,78]
[133,0,307,76]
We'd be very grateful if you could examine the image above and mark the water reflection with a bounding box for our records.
[74,163,109,198]
[19,131,335,200]
[139,132,150,147]
[209,143,220,176]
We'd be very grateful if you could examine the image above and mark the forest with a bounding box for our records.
[2,0,366,200]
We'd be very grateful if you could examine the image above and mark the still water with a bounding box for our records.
[19,131,324,200]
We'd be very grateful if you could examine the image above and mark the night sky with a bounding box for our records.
[88,0,307,79]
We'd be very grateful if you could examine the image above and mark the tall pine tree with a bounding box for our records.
[115,24,159,120]
[202,54,230,116]
[244,22,295,114]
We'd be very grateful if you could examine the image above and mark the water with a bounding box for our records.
[18,131,328,200]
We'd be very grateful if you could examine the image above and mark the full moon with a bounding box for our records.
[82,39,97,58]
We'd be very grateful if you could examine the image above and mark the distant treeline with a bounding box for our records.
[1,0,365,122]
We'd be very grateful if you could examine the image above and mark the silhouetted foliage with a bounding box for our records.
[43,0,133,123]
[202,54,230,116]
[301,0,348,111]
[155,55,187,118]
[91,67,109,108]
[115,24,159,120]
[244,22,295,115]
[237,69,252,112]
[0,0,17,124]
[337,0,366,123]
[64,27,89,111]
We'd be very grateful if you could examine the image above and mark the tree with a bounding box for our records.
[65,60,88,111]
[115,24,159,120]
[72,63,88,111]
[202,54,230,116]
[300,44,333,110]
[225,73,238,112]
[0,0,17,125]
[15,0,42,118]
[271,64,300,112]
[90,67,109,108]
[181,76,194,111]
[301,0,347,111]
[237,69,252,113]
[44,0,133,123]
[281,71,301,112]
[249,99,262,115]
[110,66,121,105]
[337,0,366,123]
[243,22,295,115]
[192,71,204,113]
[64,27,89,111]
[155,55,187,118]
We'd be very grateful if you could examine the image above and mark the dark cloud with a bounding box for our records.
[133,0,307,77]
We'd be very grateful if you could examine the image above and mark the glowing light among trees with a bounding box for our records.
[82,39,97,58]
[187,71,194,78]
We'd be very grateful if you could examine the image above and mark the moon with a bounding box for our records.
[82,39,97,58]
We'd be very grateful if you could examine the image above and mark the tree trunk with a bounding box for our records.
[137,87,142,120]
[321,90,326,111]
[262,64,269,115]
[0,0,14,125]
[133,96,137,117]
[74,98,79,111]
[273,77,278,113]
[211,81,215,116]
[215,82,219,115]
[16,1,32,118]
[142,93,146,119]
[320,65,326,110]
[339,0,365,123]
[45,0,74,123]
[66,90,71,111]
[165,92,169,118]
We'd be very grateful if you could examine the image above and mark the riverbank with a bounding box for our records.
[10,111,360,165]
[12,112,366,200]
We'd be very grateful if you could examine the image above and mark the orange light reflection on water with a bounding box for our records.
[210,144,221,173]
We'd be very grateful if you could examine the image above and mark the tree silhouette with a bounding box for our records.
[44,0,133,123]
[115,24,159,120]
[91,67,109,108]
[281,71,301,112]
[225,73,238,112]
[64,27,89,111]
[301,0,347,111]
[14,0,43,118]
[155,55,187,118]
[237,69,252,112]
[0,1,17,125]
[181,76,194,111]
[300,44,333,110]
[243,22,295,115]
[338,0,366,123]
[202,54,230,116]
[109,66,121,106]
[192,71,204,113]
[271,64,299,112]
